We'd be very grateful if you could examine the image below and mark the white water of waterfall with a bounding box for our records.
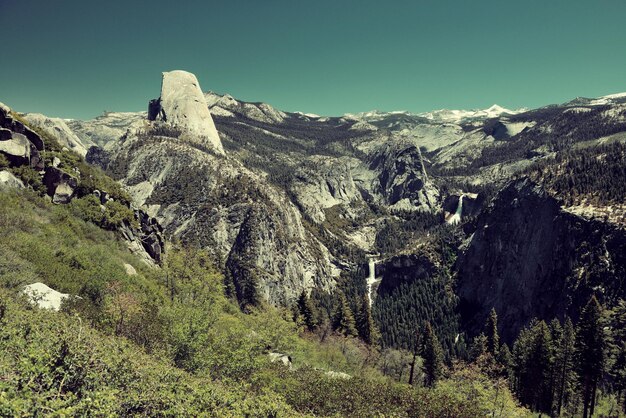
[447,195,464,225]
[366,257,377,307]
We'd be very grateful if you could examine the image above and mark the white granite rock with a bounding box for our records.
[23,282,70,311]
[0,170,25,189]
[157,70,224,155]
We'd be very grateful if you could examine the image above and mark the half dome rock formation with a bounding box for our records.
[148,70,224,155]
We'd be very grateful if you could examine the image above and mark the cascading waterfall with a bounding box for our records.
[366,256,378,307]
[447,195,464,225]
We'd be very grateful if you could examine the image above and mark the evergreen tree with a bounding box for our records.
[497,343,513,379]
[421,321,444,387]
[485,308,500,357]
[576,296,606,418]
[554,317,576,416]
[332,292,357,337]
[356,293,379,345]
[527,321,555,413]
[468,333,488,362]
[609,300,626,414]
[512,320,554,413]
[296,291,318,330]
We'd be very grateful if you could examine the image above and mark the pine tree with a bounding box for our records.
[576,296,606,418]
[468,333,488,362]
[527,321,555,413]
[421,321,444,387]
[496,343,513,379]
[554,317,576,416]
[296,291,318,330]
[485,308,500,357]
[512,320,554,413]
[332,292,357,337]
[356,293,379,345]
[609,300,626,414]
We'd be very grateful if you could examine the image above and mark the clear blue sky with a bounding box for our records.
[1,0,625,119]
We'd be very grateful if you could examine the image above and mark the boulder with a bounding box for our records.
[23,282,70,311]
[43,166,78,204]
[23,113,87,156]
[0,170,25,189]
[0,132,31,165]
[0,128,11,140]
[142,232,162,263]
[150,70,224,155]
[124,263,138,276]
[268,352,292,369]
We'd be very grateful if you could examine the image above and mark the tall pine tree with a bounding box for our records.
[576,296,606,418]
[421,321,444,387]
[486,308,500,357]
[296,291,318,330]
[554,317,576,416]
[356,293,379,345]
[332,291,358,337]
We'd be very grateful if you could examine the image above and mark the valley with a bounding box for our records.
[1,70,625,416]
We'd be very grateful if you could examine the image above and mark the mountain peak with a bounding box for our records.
[148,70,224,154]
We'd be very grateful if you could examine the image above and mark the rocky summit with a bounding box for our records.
[148,70,224,155]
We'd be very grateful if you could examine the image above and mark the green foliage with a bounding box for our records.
[331,291,358,337]
[486,308,500,356]
[295,291,318,331]
[0,153,9,168]
[8,165,46,193]
[576,295,607,417]
[0,186,532,416]
[421,322,444,387]
[356,293,379,345]
[525,141,626,207]
[70,194,137,230]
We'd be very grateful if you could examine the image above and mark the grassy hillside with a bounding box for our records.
[0,188,528,416]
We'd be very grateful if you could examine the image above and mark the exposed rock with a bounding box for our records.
[0,128,11,140]
[369,141,439,211]
[205,92,287,124]
[268,352,292,369]
[149,70,224,155]
[0,132,31,165]
[67,111,146,148]
[23,282,70,311]
[456,178,626,343]
[43,166,78,204]
[290,156,361,223]
[106,125,336,304]
[124,263,137,276]
[86,146,111,170]
[0,170,25,189]
[22,113,90,157]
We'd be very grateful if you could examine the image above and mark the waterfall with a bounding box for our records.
[366,257,378,307]
[446,195,464,225]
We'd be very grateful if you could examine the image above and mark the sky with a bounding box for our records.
[0,0,625,119]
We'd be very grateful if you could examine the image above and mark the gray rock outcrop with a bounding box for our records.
[0,170,25,189]
[22,113,90,157]
[43,166,78,204]
[148,70,224,155]
[456,178,626,343]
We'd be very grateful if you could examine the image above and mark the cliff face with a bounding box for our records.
[456,178,626,343]
[149,70,224,155]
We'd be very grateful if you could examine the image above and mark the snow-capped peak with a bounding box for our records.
[417,104,523,123]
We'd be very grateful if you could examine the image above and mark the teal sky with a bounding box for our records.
[1,0,625,119]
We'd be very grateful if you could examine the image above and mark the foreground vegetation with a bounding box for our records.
[0,189,528,416]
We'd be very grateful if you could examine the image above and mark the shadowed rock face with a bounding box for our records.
[456,178,626,343]
[149,70,224,155]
